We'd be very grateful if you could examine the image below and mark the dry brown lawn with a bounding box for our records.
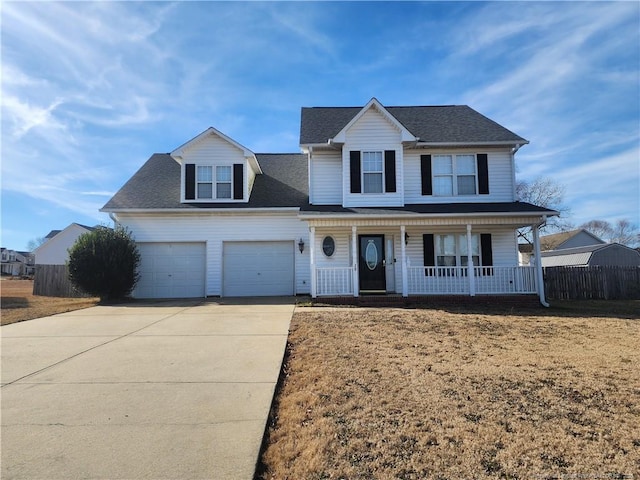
[259,302,640,479]
[1,279,98,325]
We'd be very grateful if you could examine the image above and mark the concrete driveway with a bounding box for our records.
[1,298,295,480]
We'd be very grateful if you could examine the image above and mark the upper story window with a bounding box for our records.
[362,151,383,193]
[185,163,244,202]
[349,150,395,195]
[433,154,477,196]
[216,166,232,199]
[197,166,213,199]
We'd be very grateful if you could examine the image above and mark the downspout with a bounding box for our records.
[109,213,120,228]
[532,215,549,307]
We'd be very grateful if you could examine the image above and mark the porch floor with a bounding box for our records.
[312,294,542,309]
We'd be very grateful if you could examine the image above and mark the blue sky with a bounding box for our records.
[2,1,639,250]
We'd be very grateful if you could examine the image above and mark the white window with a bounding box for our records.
[433,154,477,196]
[435,234,480,267]
[216,166,232,199]
[197,166,213,199]
[362,151,383,193]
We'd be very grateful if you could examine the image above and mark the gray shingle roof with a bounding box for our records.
[300,105,527,145]
[101,153,308,211]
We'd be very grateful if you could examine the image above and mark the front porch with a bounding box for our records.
[302,210,549,304]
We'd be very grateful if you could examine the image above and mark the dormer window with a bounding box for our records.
[197,166,213,199]
[216,166,232,199]
[185,163,244,201]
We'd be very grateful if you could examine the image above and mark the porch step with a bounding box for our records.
[313,294,541,309]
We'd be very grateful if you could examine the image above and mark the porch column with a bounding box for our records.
[401,225,408,297]
[352,225,359,297]
[532,221,549,306]
[466,224,475,296]
[310,226,316,298]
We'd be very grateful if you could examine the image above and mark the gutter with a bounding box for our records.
[298,209,559,220]
[100,207,301,215]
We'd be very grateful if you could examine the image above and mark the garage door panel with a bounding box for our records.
[134,243,205,299]
[223,241,294,297]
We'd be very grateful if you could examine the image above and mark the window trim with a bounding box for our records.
[361,151,385,194]
[432,154,478,197]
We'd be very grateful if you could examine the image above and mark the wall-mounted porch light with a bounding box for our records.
[404,232,410,245]
[298,238,305,253]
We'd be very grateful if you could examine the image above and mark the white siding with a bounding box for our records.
[34,224,90,265]
[182,133,244,164]
[310,151,342,204]
[116,213,310,297]
[403,149,515,204]
[342,108,404,207]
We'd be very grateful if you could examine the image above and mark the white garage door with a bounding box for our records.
[223,241,294,297]
[134,243,206,299]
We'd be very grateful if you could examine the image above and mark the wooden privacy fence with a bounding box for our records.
[32,264,90,298]
[544,266,640,300]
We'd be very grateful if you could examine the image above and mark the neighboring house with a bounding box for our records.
[34,223,95,265]
[539,229,606,251]
[102,98,557,302]
[519,229,606,265]
[1,248,32,276]
[541,243,640,267]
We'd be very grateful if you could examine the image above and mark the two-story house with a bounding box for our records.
[1,248,34,276]
[102,98,557,304]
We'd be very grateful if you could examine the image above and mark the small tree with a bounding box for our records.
[68,226,140,301]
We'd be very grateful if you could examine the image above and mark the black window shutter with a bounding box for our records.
[350,151,361,193]
[423,234,435,276]
[481,233,493,266]
[233,164,243,200]
[384,150,396,193]
[477,154,489,194]
[420,155,432,195]
[185,164,195,200]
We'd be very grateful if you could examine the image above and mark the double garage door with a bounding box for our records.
[134,241,294,298]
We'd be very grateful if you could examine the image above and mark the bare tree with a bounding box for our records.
[580,218,639,247]
[516,176,572,244]
[579,220,614,241]
[26,236,46,252]
[610,219,639,247]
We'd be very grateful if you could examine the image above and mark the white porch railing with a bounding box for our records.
[314,266,537,297]
[474,266,537,294]
[407,266,470,295]
[407,266,537,295]
[316,267,354,296]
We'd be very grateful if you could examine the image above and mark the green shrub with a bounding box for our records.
[67,226,140,301]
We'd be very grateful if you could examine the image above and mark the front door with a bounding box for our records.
[359,235,386,293]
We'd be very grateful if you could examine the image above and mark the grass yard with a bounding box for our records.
[258,301,640,479]
[1,279,98,325]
